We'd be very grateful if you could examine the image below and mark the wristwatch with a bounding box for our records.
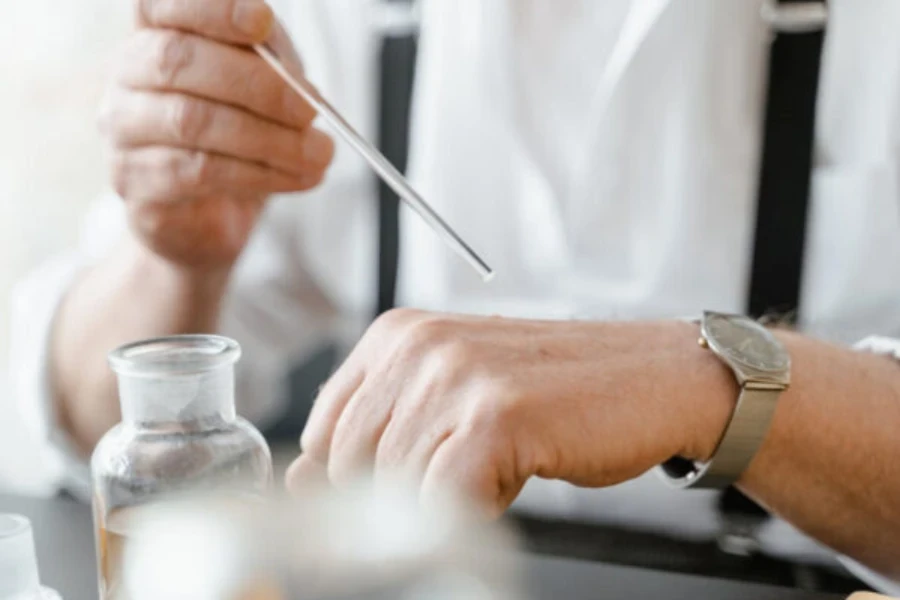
[659,311,791,489]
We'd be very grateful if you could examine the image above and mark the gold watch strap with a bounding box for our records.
[659,386,782,489]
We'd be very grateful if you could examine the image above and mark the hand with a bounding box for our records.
[287,310,737,517]
[100,0,335,269]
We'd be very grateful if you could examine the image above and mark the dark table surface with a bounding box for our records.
[0,494,840,600]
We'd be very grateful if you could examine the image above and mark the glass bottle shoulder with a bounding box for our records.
[91,416,272,498]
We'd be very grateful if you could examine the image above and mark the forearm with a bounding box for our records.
[691,330,900,576]
[51,236,230,455]
[284,309,900,579]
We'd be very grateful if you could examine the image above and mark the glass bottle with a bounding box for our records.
[91,335,273,600]
[0,514,62,600]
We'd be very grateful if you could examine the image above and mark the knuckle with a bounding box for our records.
[135,0,158,23]
[97,111,115,141]
[153,31,193,85]
[178,151,214,190]
[243,63,279,110]
[169,97,212,144]
[132,203,167,239]
[433,338,474,374]
[404,317,456,353]
[97,88,129,142]
[369,308,421,339]
[110,152,133,199]
[467,382,522,436]
[389,321,475,388]
[133,0,149,22]
[96,93,114,136]
[465,403,510,443]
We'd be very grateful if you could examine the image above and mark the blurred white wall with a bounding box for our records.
[0,1,131,492]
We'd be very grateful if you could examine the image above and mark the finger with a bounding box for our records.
[285,455,329,495]
[120,30,316,129]
[300,370,365,465]
[112,147,322,203]
[326,378,400,485]
[136,0,274,45]
[300,310,425,465]
[374,388,461,483]
[107,89,334,177]
[375,418,456,486]
[420,433,524,521]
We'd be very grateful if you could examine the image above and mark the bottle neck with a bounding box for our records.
[117,366,236,425]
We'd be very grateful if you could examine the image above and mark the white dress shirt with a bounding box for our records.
[9,0,900,591]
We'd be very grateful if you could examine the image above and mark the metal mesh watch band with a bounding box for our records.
[660,386,782,489]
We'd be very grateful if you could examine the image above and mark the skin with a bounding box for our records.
[51,0,333,453]
[287,310,900,579]
[49,0,900,586]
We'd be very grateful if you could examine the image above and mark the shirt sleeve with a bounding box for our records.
[8,0,379,500]
[854,335,900,360]
[7,192,352,500]
[9,194,126,501]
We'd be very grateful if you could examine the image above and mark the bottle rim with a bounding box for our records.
[0,514,29,540]
[108,335,241,377]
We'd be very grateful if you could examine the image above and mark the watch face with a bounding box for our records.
[704,313,790,372]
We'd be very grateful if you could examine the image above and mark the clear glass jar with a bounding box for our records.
[91,335,272,600]
[0,514,62,600]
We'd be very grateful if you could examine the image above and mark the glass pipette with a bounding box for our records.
[254,42,495,282]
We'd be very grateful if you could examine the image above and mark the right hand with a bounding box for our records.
[100,0,335,269]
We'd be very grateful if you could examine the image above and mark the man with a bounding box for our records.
[10,0,900,593]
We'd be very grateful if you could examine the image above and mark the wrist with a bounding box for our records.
[672,320,802,469]
[125,240,232,329]
[669,320,740,463]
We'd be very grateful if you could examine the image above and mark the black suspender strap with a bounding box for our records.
[375,0,418,316]
[747,0,828,322]
[376,2,826,320]
[721,0,828,536]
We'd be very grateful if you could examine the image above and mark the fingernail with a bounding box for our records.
[233,0,274,40]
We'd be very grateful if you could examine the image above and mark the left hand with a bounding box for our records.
[287,309,736,517]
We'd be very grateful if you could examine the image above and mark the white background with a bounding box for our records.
[0,0,130,492]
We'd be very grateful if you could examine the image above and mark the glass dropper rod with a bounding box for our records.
[254,42,495,282]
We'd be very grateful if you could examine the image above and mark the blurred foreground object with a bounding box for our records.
[123,482,525,600]
[91,336,273,599]
[0,514,61,600]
